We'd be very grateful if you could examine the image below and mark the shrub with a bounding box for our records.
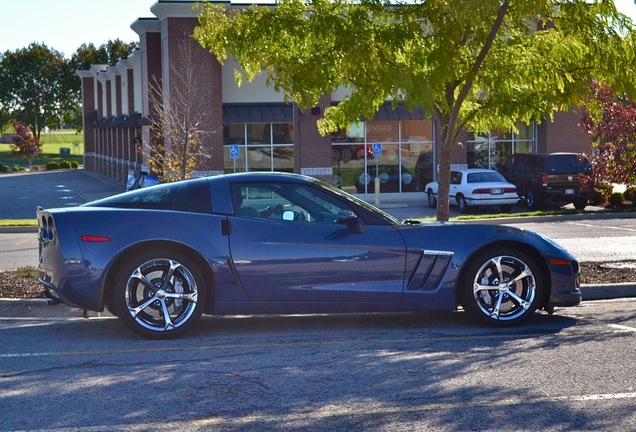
[589,190,605,206]
[623,188,635,202]
[46,161,60,170]
[0,165,10,173]
[608,192,624,207]
[16,266,38,278]
[70,161,79,169]
[59,160,71,169]
[11,164,25,172]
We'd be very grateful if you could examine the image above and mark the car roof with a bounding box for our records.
[451,168,501,174]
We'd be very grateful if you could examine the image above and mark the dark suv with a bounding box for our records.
[497,153,594,210]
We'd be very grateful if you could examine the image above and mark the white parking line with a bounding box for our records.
[608,324,636,332]
[567,221,636,233]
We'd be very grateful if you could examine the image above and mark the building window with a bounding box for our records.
[332,120,434,194]
[223,123,294,173]
[466,121,537,170]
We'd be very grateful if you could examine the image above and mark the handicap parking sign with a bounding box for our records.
[372,143,382,157]
[230,145,240,159]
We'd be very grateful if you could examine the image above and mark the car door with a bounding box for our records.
[227,182,407,303]
[449,171,462,201]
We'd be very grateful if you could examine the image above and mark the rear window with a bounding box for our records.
[546,154,591,174]
[467,171,506,183]
[85,178,212,213]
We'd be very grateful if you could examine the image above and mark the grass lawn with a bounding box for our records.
[0,129,83,168]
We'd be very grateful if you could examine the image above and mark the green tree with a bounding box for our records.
[194,0,636,221]
[0,104,11,135]
[0,43,72,141]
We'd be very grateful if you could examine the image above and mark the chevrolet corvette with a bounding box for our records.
[37,172,582,339]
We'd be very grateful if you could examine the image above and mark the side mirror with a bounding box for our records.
[337,211,364,234]
[282,210,295,221]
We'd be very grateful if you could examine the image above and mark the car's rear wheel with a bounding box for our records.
[460,247,543,326]
[112,248,206,339]
[573,196,588,210]
[457,195,469,213]
[427,190,437,208]
[526,189,543,210]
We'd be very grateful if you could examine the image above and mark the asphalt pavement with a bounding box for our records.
[0,169,634,313]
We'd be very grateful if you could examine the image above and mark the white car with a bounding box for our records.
[425,169,518,213]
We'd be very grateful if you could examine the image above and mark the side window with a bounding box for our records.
[230,183,354,224]
[450,172,462,185]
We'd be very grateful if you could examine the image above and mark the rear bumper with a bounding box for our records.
[38,276,83,309]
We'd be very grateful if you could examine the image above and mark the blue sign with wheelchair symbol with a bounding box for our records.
[372,143,382,157]
[230,145,240,159]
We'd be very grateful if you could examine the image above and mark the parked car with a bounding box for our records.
[38,172,581,339]
[424,169,519,213]
[496,153,594,210]
[356,165,415,193]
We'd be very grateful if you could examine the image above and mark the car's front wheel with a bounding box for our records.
[427,190,437,208]
[112,248,207,339]
[460,247,543,326]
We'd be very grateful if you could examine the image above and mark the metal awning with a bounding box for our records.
[223,103,295,123]
[372,102,426,121]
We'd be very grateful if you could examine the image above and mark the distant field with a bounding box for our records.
[0,129,83,167]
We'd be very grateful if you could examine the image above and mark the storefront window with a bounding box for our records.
[466,121,537,170]
[224,123,294,173]
[332,120,434,194]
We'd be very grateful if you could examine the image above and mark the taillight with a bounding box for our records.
[81,235,111,243]
[504,188,517,193]
[472,189,490,194]
[541,175,548,187]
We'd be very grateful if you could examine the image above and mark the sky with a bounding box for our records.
[0,0,155,58]
[0,0,636,59]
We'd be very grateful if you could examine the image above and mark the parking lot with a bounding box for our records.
[1,299,635,431]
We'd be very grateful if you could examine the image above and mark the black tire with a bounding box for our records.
[526,189,543,210]
[573,196,588,210]
[457,195,469,213]
[112,247,207,339]
[500,204,513,213]
[427,190,437,208]
[459,247,543,326]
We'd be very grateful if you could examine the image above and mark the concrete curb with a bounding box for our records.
[1,283,634,318]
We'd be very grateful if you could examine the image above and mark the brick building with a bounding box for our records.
[77,0,592,194]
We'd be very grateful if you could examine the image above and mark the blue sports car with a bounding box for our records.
[37,172,582,339]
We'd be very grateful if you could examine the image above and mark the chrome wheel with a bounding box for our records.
[113,249,206,339]
[461,248,542,325]
[125,258,198,332]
